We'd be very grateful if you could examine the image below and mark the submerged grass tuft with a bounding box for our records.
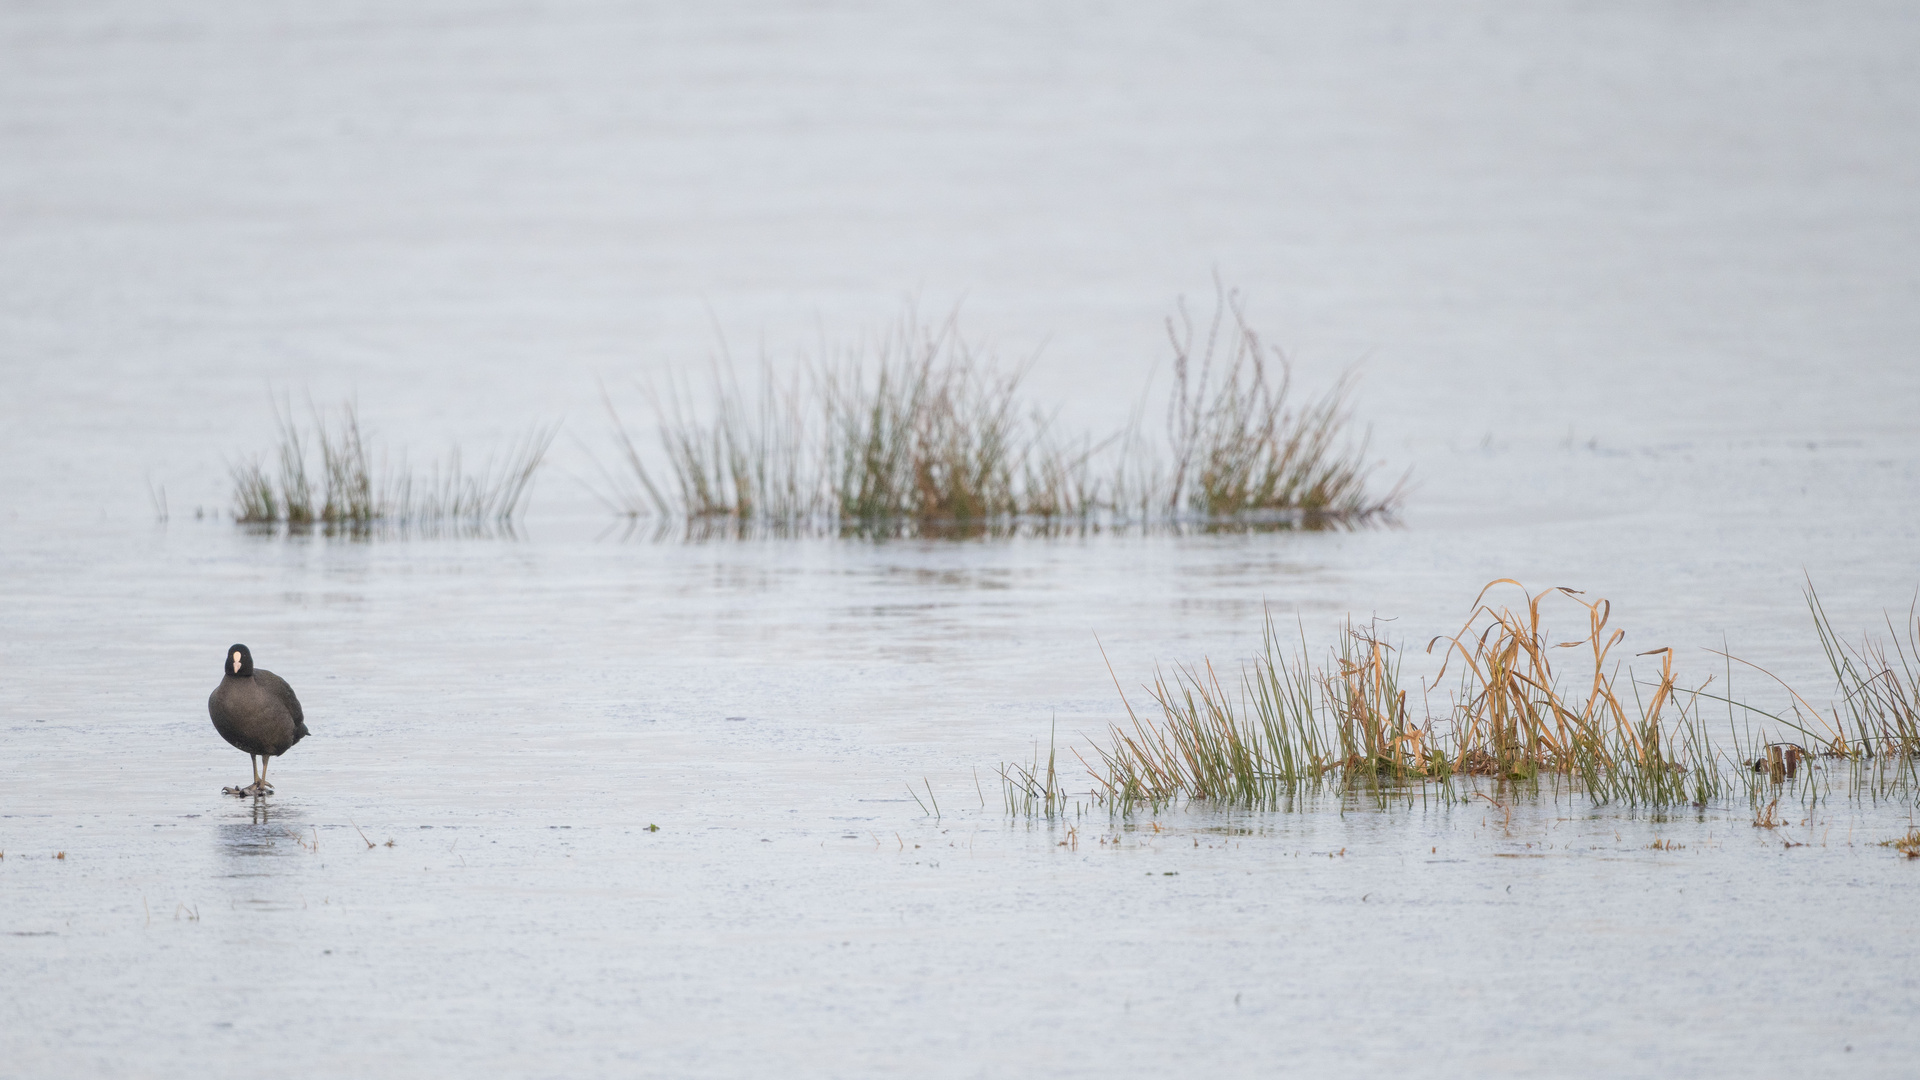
[1879,827,1920,857]
[998,720,1075,819]
[230,400,554,530]
[1805,585,1920,760]
[601,289,1402,534]
[1019,581,1920,817]
[1161,289,1400,518]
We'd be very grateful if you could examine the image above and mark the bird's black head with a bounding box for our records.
[225,644,254,677]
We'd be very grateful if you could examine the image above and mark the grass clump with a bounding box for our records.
[1879,827,1920,857]
[998,721,1075,820]
[1701,581,1920,801]
[1161,290,1398,519]
[601,288,1400,535]
[1807,588,1920,760]
[822,326,1032,523]
[229,400,553,529]
[602,315,1098,530]
[1062,580,1920,817]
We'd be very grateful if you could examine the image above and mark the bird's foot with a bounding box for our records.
[223,782,273,797]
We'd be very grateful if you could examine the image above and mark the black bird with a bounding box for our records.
[208,644,309,796]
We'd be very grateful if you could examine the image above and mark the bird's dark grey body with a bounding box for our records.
[209,669,307,756]
[208,644,307,794]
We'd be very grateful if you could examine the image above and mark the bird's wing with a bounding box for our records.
[256,670,307,730]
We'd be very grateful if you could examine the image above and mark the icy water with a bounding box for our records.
[5,2,1920,1077]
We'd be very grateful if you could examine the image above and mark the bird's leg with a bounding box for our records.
[225,757,257,797]
[232,755,270,797]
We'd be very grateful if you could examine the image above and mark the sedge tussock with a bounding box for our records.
[1038,581,1920,818]
[1879,827,1920,857]
[1161,288,1398,519]
[600,289,1402,535]
[229,399,554,530]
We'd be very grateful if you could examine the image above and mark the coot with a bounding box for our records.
[208,644,309,796]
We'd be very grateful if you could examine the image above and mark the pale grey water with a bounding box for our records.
[4,2,1919,1077]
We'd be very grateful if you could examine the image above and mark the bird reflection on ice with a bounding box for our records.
[217,802,308,860]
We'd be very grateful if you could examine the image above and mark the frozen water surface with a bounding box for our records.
[3,2,1919,1077]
